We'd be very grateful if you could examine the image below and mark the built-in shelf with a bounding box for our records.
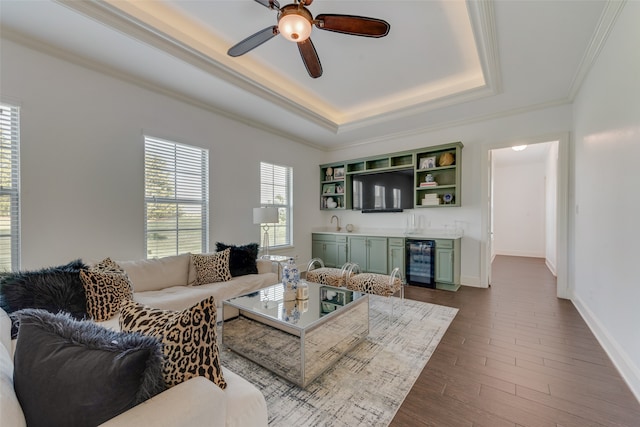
[319,142,463,210]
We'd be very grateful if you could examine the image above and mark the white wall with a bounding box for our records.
[571,1,640,399]
[0,39,323,269]
[493,160,546,258]
[325,106,573,287]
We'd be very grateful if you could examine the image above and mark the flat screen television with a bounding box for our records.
[352,169,414,213]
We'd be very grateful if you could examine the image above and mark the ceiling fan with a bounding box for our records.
[227,0,390,78]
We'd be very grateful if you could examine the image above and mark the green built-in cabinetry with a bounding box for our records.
[415,142,463,208]
[319,163,347,210]
[319,142,463,210]
[347,236,388,275]
[387,238,405,276]
[311,233,347,268]
[311,233,461,291]
[434,239,461,291]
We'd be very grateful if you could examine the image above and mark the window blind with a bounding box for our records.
[260,161,292,247]
[0,103,20,271]
[144,136,209,258]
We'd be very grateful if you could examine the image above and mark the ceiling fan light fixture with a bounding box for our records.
[278,6,312,42]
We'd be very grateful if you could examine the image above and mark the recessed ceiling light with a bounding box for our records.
[512,145,527,152]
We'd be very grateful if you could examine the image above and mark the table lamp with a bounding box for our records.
[253,207,279,257]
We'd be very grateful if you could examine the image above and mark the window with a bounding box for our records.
[144,136,208,258]
[0,103,20,271]
[260,162,292,248]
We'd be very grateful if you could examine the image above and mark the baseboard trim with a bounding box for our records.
[545,258,557,276]
[571,293,640,404]
[460,275,485,288]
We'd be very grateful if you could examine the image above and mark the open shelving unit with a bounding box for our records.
[319,142,463,210]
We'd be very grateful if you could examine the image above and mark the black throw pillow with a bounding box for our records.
[0,259,88,337]
[215,242,259,277]
[13,309,165,427]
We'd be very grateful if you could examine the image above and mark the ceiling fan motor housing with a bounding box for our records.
[278,4,313,42]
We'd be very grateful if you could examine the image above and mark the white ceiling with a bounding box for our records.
[0,0,614,150]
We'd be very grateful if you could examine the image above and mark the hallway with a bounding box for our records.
[391,255,640,426]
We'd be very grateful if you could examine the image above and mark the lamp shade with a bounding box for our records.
[253,207,278,225]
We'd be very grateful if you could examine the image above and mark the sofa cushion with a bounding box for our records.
[80,258,133,322]
[0,342,26,427]
[191,249,232,286]
[120,296,227,389]
[118,254,191,292]
[0,308,26,427]
[13,309,165,427]
[0,259,88,337]
[215,242,259,277]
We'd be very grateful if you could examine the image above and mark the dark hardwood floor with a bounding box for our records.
[390,255,640,427]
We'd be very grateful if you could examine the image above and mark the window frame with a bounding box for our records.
[144,136,209,258]
[259,161,293,249]
[0,102,20,271]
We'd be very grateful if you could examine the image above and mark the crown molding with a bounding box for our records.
[54,0,341,133]
[325,98,571,152]
[1,27,325,151]
[567,0,626,100]
[53,0,495,134]
[467,0,502,94]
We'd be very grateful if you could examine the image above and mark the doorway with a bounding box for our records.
[480,133,569,299]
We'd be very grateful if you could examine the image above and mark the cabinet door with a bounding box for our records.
[367,237,388,274]
[435,248,454,283]
[323,241,338,268]
[312,240,325,261]
[336,242,348,267]
[388,245,405,276]
[348,236,367,271]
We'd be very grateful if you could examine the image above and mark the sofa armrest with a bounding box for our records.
[99,377,226,427]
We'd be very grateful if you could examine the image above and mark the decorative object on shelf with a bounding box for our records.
[323,183,335,194]
[326,197,338,209]
[420,174,438,187]
[345,223,354,232]
[333,167,344,179]
[282,257,300,301]
[420,156,436,169]
[438,152,455,166]
[325,167,333,181]
[422,194,441,205]
[443,193,454,204]
[336,184,344,193]
[253,207,279,257]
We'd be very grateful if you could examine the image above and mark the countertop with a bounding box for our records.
[311,227,463,240]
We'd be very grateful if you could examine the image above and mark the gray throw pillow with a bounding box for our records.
[13,309,165,427]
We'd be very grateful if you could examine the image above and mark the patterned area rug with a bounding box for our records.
[219,295,458,427]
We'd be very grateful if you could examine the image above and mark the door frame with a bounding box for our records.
[479,132,570,299]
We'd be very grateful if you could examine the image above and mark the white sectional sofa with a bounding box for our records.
[1,253,279,427]
[103,253,278,324]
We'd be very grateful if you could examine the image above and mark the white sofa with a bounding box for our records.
[106,253,278,323]
[1,253,279,427]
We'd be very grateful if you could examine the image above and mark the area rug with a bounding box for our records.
[219,295,458,427]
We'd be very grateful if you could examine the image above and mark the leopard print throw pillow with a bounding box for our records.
[80,258,133,321]
[119,296,226,389]
[191,249,232,286]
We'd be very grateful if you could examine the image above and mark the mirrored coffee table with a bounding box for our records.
[222,281,369,388]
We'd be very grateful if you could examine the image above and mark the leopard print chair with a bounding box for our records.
[345,267,404,324]
[305,258,358,288]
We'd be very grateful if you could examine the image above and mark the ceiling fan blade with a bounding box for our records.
[297,38,322,78]
[253,0,280,10]
[227,26,279,57]
[315,14,390,38]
